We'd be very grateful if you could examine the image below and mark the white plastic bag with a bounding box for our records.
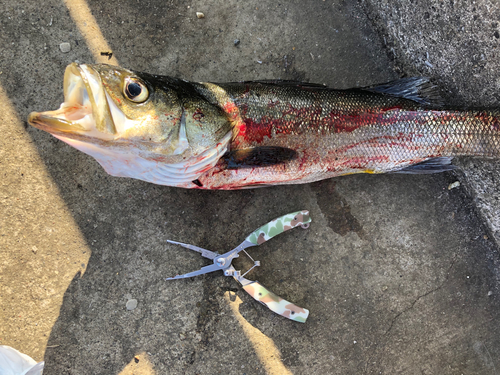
[0,345,44,375]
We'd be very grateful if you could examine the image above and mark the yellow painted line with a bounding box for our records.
[62,0,119,65]
[224,292,293,375]
[0,84,90,361]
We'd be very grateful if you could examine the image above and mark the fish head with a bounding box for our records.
[28,63,233,186]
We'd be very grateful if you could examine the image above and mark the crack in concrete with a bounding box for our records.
[384,257,457,336]
[383,284,443,336]
[363,257,458,374]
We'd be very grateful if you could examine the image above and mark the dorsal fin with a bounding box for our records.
[364,77,444,107]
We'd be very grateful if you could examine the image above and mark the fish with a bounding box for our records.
[28,63,500,190]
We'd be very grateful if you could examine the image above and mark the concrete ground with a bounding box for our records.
[1,0,499,374]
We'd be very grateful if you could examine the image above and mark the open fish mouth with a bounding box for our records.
[28,63,115,140]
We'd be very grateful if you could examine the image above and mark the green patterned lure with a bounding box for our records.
[166,210,311,322]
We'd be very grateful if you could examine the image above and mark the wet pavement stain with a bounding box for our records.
[311,179,367,240]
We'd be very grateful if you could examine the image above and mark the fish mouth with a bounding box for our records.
[28,63,115,140]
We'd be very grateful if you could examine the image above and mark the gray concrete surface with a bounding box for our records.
[1,0,500,374]
[361,0,500,247]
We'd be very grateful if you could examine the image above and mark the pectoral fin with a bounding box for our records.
[223,147,297,169]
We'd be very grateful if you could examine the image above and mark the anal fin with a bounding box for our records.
[394,157,455,174]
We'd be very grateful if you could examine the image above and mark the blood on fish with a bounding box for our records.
[235,105,428,144]
[241,117,273,143]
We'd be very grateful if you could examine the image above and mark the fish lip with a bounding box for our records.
[28,63,114,139]
[27,111,85,133]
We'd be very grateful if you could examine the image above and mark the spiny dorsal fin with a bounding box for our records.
[364,77,444,107]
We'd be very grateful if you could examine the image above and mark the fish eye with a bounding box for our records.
[123,77,148,103]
